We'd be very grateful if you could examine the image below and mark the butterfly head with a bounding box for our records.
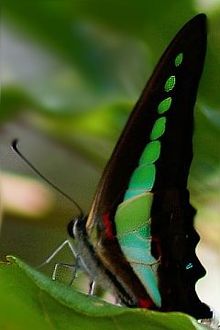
[67,216,87,239]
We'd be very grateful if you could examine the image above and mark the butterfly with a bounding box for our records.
[66,13,213,321]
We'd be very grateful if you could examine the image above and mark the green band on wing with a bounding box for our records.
[115,193,153,234]
[112,52,186,308]
[139,141,161,165]
[150,117,166,140]
[157,97,172,114]
[130,263,161,307]
[129,164,155,190]
[115,193,161,307]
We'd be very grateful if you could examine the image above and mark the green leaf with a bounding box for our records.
[0,256,203,330]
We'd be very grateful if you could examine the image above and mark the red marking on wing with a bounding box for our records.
[102,213,114,240]
[138,298,154,309]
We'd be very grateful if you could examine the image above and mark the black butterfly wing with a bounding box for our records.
[83,14,211,318]
[87,14,206,227]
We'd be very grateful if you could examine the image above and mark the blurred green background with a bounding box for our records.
[1,0,220,312]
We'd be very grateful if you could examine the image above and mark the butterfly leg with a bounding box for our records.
[37,239,77,269]
[52,261,78,283]
[69,256,81,286]
[115,296,122,305]
[88,280,96,295]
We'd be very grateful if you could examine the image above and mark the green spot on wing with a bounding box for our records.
[138,225,151,239]
[121,242,155,264]
[124,189,147,200]
[119,229,151,250]
[131,263,161,307]
[150,117,166,140]
[139,141,161,165]
[157,97,172,114]
[129,164,155,190]
[175,53,183,66]
[164,75,175,92]
[115,193,153,234]
[115,215,161,307]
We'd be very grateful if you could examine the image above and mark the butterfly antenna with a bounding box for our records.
[11,139,84,217]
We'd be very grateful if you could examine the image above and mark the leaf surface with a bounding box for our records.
[0,256,204,330]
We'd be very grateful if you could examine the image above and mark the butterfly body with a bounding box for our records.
[68,14,213,319]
